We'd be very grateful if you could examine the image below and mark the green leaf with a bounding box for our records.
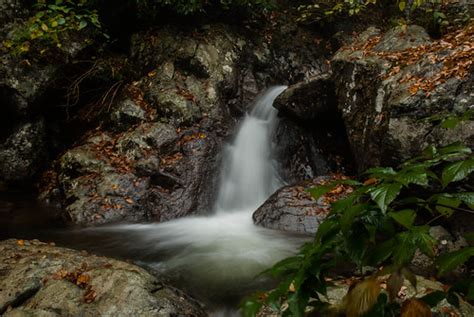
[434,194,461,217]
[366,167,396,178]
[315,218,339,243]
[441,158,474,188]
[467,281,474,301]
[270,256,301,277]
[420,290,446,307]
[368,239,395,266]
[463,232,474,245]
[414,228,437,258]
[241,294,264,317]
[369,183,403,213]
[395,169,428,187]
[78,20,88,30]
[452,192,474,209]
[399,1,406,11]
[341,204,366,233]
[389,209,416,229]
[345,229,369,268]
[436,247,474,276]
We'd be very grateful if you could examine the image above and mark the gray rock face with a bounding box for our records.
[0,119,46,182]
[332,25,474,172]
[253,176,349,235]
[0,239,205,316]
[40,121,219,225]
[273,74,335,121]
[38,20,331,226]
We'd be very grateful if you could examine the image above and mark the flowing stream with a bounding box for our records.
[88,86,304,312]
[1,86,305,315]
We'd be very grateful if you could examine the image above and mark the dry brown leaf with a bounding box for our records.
[400,299,432,317]
[345,277,381,317]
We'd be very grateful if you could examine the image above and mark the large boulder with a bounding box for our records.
[0,239,205,316]
[0,1,99,184]
[273,74,335,121]
[253,176,352,235]
[0,119,47,182]
[331,24,474,172]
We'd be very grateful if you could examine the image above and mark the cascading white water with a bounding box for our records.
[84,86,304,313]
[215,86,285,212]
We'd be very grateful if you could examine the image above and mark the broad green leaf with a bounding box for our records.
[420,290,446,307]
[315,218,339,243]
[452,192,474,209]
[446,291,460,308]
[467,281,474,301]
[463,232,474,245]
[270,256,301,277]
[241,294,264,317]
[341,204,366,233]
[395,168,428,187]
[287,290,308,317]
[345,230,369,268]
[413,228,437,258]
[436,246,474,276]
[438,143,472,156]
[399,1,406,11]
[389,209,416,229]
[367,238,395,266]
[366,167,396,178]
[78,20,88,29]
[441,158,474,188]
[369,183,403,213]
[434,194,461,217]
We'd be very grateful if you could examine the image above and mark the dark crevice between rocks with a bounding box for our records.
[0,283,41,315]
[274,96,355,184]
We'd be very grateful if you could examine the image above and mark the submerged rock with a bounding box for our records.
[0,239,205,316]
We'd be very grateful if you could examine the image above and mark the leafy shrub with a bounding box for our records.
[243,141,474,316]
[297,0,450,27]
[135,0,276,15]
[2,0,104,57]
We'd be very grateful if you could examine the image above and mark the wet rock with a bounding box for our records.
[110,98,147,129]
[0,239,205,316]
[144,129,219,221]
[253,176,350,235]
[115,122,178,161]
[40,124,217,225]
[273,74,335,121]
[332,25,474,172]
[273,119,333,183]
[0,119,47,182]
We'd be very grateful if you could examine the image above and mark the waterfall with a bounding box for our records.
[215,86,286,212]
[84,86,303,311]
